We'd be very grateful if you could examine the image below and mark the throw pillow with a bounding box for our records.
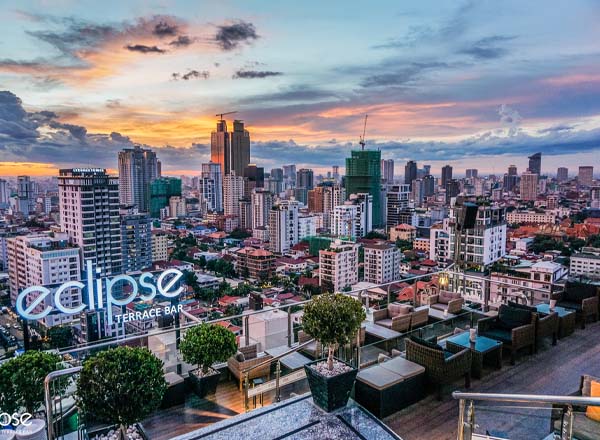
[377,353,391,364]
[235,351,245,362]
[498,304,531,330]
[586,380,600,422]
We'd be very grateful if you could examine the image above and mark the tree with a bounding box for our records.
[0,351,66,414]
[586,234,600,248]
[76,347,166,439]
[302,293,365,370]
[182,269,200,295]
[395,239,413,251]
[364,231,387,240]
[179,324,237,374]
[47,326,74,349]
[196,287,222,305]
[198,255,207,268]
[229,228,251,240]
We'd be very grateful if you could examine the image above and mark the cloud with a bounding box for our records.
[232,70,282,79]
[153,20,178,37]
[169,35,193,47]
[459,35,516,60]
[537,124,575,133]
[125,44,165,54]
[172,70,210,80]
[361,62,449,87]
[215,20,258,51]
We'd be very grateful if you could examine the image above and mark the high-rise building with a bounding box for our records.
[7,232,81,328]
[423,175,435,197]
[223,172,245,217]
[445,179,460,203]
[210,119,250,177]
[411,178,424,207]
[17,175,34,216]
[386,184,410,227]
[251,188,274,230]
[504,164,519,192]
[239,198,252,230]
[381,159,394,183]
[199,162,223,213]
[282,165,296,189]
[345,149,382,226]
[332,165,340,181]
[319,240,359,292]
[528,152,542,175]
[404,161,417,188]
[508,164,518,176]
[268,168,284,194]
[295,168,314,205]
[579,166,594,187]
[120,206,152,273]
[243,164,265,197]
[466,169,478,179]
[59,168,121,276]
[151,230,168,262]
[441,165,453,188]
[0,179,10,207]
[557,167,569,182]
[330,193,372,239]
[520,170,539,201]
[169,196,187,217]
[118,145,159,213]
[268,199,300,254]
[363,242,400,284]
[149,177,182,218]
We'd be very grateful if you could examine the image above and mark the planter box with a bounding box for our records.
[84,423,148,440]
[187,368,220,398]
[304,358,358,412]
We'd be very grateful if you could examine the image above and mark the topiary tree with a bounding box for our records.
[0,350,66,414]
[302,293,365,370]
[76,347,166,439]
[179,323,237,375]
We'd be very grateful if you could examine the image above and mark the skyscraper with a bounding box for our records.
[441,165,453,188]
[243,164,265,197]
[466,169,478,179]
[269,199,300,254]
[528,152,542,175]
[345,149,382,227]
[251,188,274,230]
[149,177,182,218]
[295,168,314,205]
[223,172,245,217]
[210,119,250,177]
[118,145,159,213]
[579,166,594,187]
[520,170,539,201]
[120,206,152,273]
[0,179,9,207]
[445,179,460,203]
[381,159,394,183]
[58,168,122,276]
[386,184,410,227]
[200,162,223,213]
[17,175,34,216]
[557,167,568,182]
[508,164,518,176]
[423,174,435,197]
[404,161,417,188]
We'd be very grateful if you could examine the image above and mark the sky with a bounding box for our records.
[1,0,600,177]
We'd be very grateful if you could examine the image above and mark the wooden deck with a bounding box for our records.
[384,320,600,440]
[141,376,309,440]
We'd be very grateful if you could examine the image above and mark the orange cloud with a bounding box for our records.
[542,73,600,86]
[0,162,59,177]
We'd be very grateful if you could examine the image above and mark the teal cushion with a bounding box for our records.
[498,305,531,330]
[481,328,512,344]
[508,301,536,313]
[410,335,443,352]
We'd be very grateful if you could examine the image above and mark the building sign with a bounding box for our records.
[16,260,184,324]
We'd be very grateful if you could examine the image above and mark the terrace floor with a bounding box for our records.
[385,319,600,440]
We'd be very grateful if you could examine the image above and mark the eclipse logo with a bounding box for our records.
[0,412,33,427]
[16,260,184,324]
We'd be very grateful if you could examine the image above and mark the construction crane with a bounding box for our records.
[359,114,368,150]
[215,111,237,120]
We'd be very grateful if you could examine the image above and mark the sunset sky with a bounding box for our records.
[1,0,600,177]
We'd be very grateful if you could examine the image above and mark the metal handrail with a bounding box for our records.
[241,338,316,374]
[453,391,600,407]
[45,366,83,440]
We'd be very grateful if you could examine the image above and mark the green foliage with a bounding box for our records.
[195,287,222,305]
[76,347,166,428]
[229,228,251,239]
[0,351,65,414]
[302,293,365,369]
[586,234,600,248]
[180,324,237,373]
[395,239,413,251]
[206,259,236,278]
[364,231,387,240]
[47,325,74,349]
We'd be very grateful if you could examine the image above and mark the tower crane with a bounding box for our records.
[215,111,237,120]
[359,114,368,150]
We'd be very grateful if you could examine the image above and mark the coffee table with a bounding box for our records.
[265,345,312,370]
[446,332,503,379]
[535,304,576,339]
[428,307,456,322]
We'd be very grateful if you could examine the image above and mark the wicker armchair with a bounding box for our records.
[373,303,413,332]
[508,301,558,352]
[406,337,471,400]
[428,290,464,315]
[410,306,430,330]
[478,304,536,365]
[553,283,599,329]
[227,344,273,390]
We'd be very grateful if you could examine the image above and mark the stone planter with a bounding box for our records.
[304,358,358,412]
[84,423,148,440]
[187,368,220,398]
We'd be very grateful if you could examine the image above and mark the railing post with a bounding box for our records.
[483,278,490,313]
[387,284,391,307]
[275,361,282,403]
[244,315,250,346]
[244,372,250,412]
[287,306,292,348]
[561,404,574,440]
[457,398,465,440]
[45,375,54,440]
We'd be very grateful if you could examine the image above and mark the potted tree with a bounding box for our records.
[302,293,366,412]
[179,323,237,397]
[76,346,167,440]
[0,350,67,417]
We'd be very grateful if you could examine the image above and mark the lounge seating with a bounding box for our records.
[478,304,536,365]
[297,329,323,359]
[373,303,413,332]
[428,290,464,315]
[508,301,558,352]
[551,374,600,440]
[227,344,272,390]
[410,306,429,329]
[405,336,471,400]
[553,283,599,329]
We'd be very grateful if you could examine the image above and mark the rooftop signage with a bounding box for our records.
[16,260,184,324]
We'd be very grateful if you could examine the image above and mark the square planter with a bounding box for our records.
[84,423,148,440]
[304,358,358,412]
[187,368,221,398]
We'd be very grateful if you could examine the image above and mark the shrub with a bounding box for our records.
[179,323,237,374]
[76,347,166,438]
[302,293,365,370]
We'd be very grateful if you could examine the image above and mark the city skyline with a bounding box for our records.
[1,0,600,176]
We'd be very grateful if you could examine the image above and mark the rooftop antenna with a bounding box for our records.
[215,111,237,121]
[359,114,368,150]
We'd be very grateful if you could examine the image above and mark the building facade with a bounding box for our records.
[118,145,159,213]
[319,240,359,292]
[363,242,400,284]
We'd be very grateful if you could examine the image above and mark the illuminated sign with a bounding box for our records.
[16,260,184,324]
